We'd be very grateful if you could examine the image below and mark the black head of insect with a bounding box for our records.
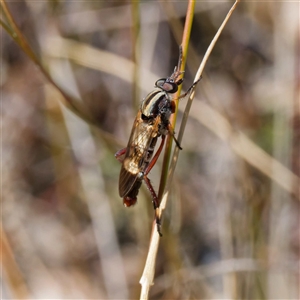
[155,76,183,93]
[155,61,185,93]
[140,68,184,121]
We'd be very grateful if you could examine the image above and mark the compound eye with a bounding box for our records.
[155,79,166,89]
[155,79,178,93]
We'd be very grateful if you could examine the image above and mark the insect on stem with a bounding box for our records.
[115,46,200,236]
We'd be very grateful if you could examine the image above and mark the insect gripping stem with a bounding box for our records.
[115,47,200,236]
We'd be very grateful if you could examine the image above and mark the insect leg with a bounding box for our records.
[178,76,202,100]
[167,123,182,150]
[143,176,162,236]
[143,136,166,236]
[143,135,165,207]
[144,135,166,176]
[115,148,126,163]
[143,176,159,209]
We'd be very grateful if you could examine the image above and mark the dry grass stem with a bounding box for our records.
[139,1,240,299]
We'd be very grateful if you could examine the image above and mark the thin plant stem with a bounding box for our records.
[162,0,241,209]
[158,0,195,210]
[139,1,240,299]
[131,0,141,110]
[139,1,196,299]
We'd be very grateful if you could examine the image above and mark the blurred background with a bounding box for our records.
[2,1,299,299]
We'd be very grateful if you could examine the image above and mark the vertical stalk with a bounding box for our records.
[158,0,196,202]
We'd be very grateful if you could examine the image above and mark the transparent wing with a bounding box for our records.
[119,111,160,197]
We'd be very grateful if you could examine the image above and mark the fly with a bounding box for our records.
[115,47,200,236]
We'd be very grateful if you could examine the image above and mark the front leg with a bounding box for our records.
[178,76,202,100]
